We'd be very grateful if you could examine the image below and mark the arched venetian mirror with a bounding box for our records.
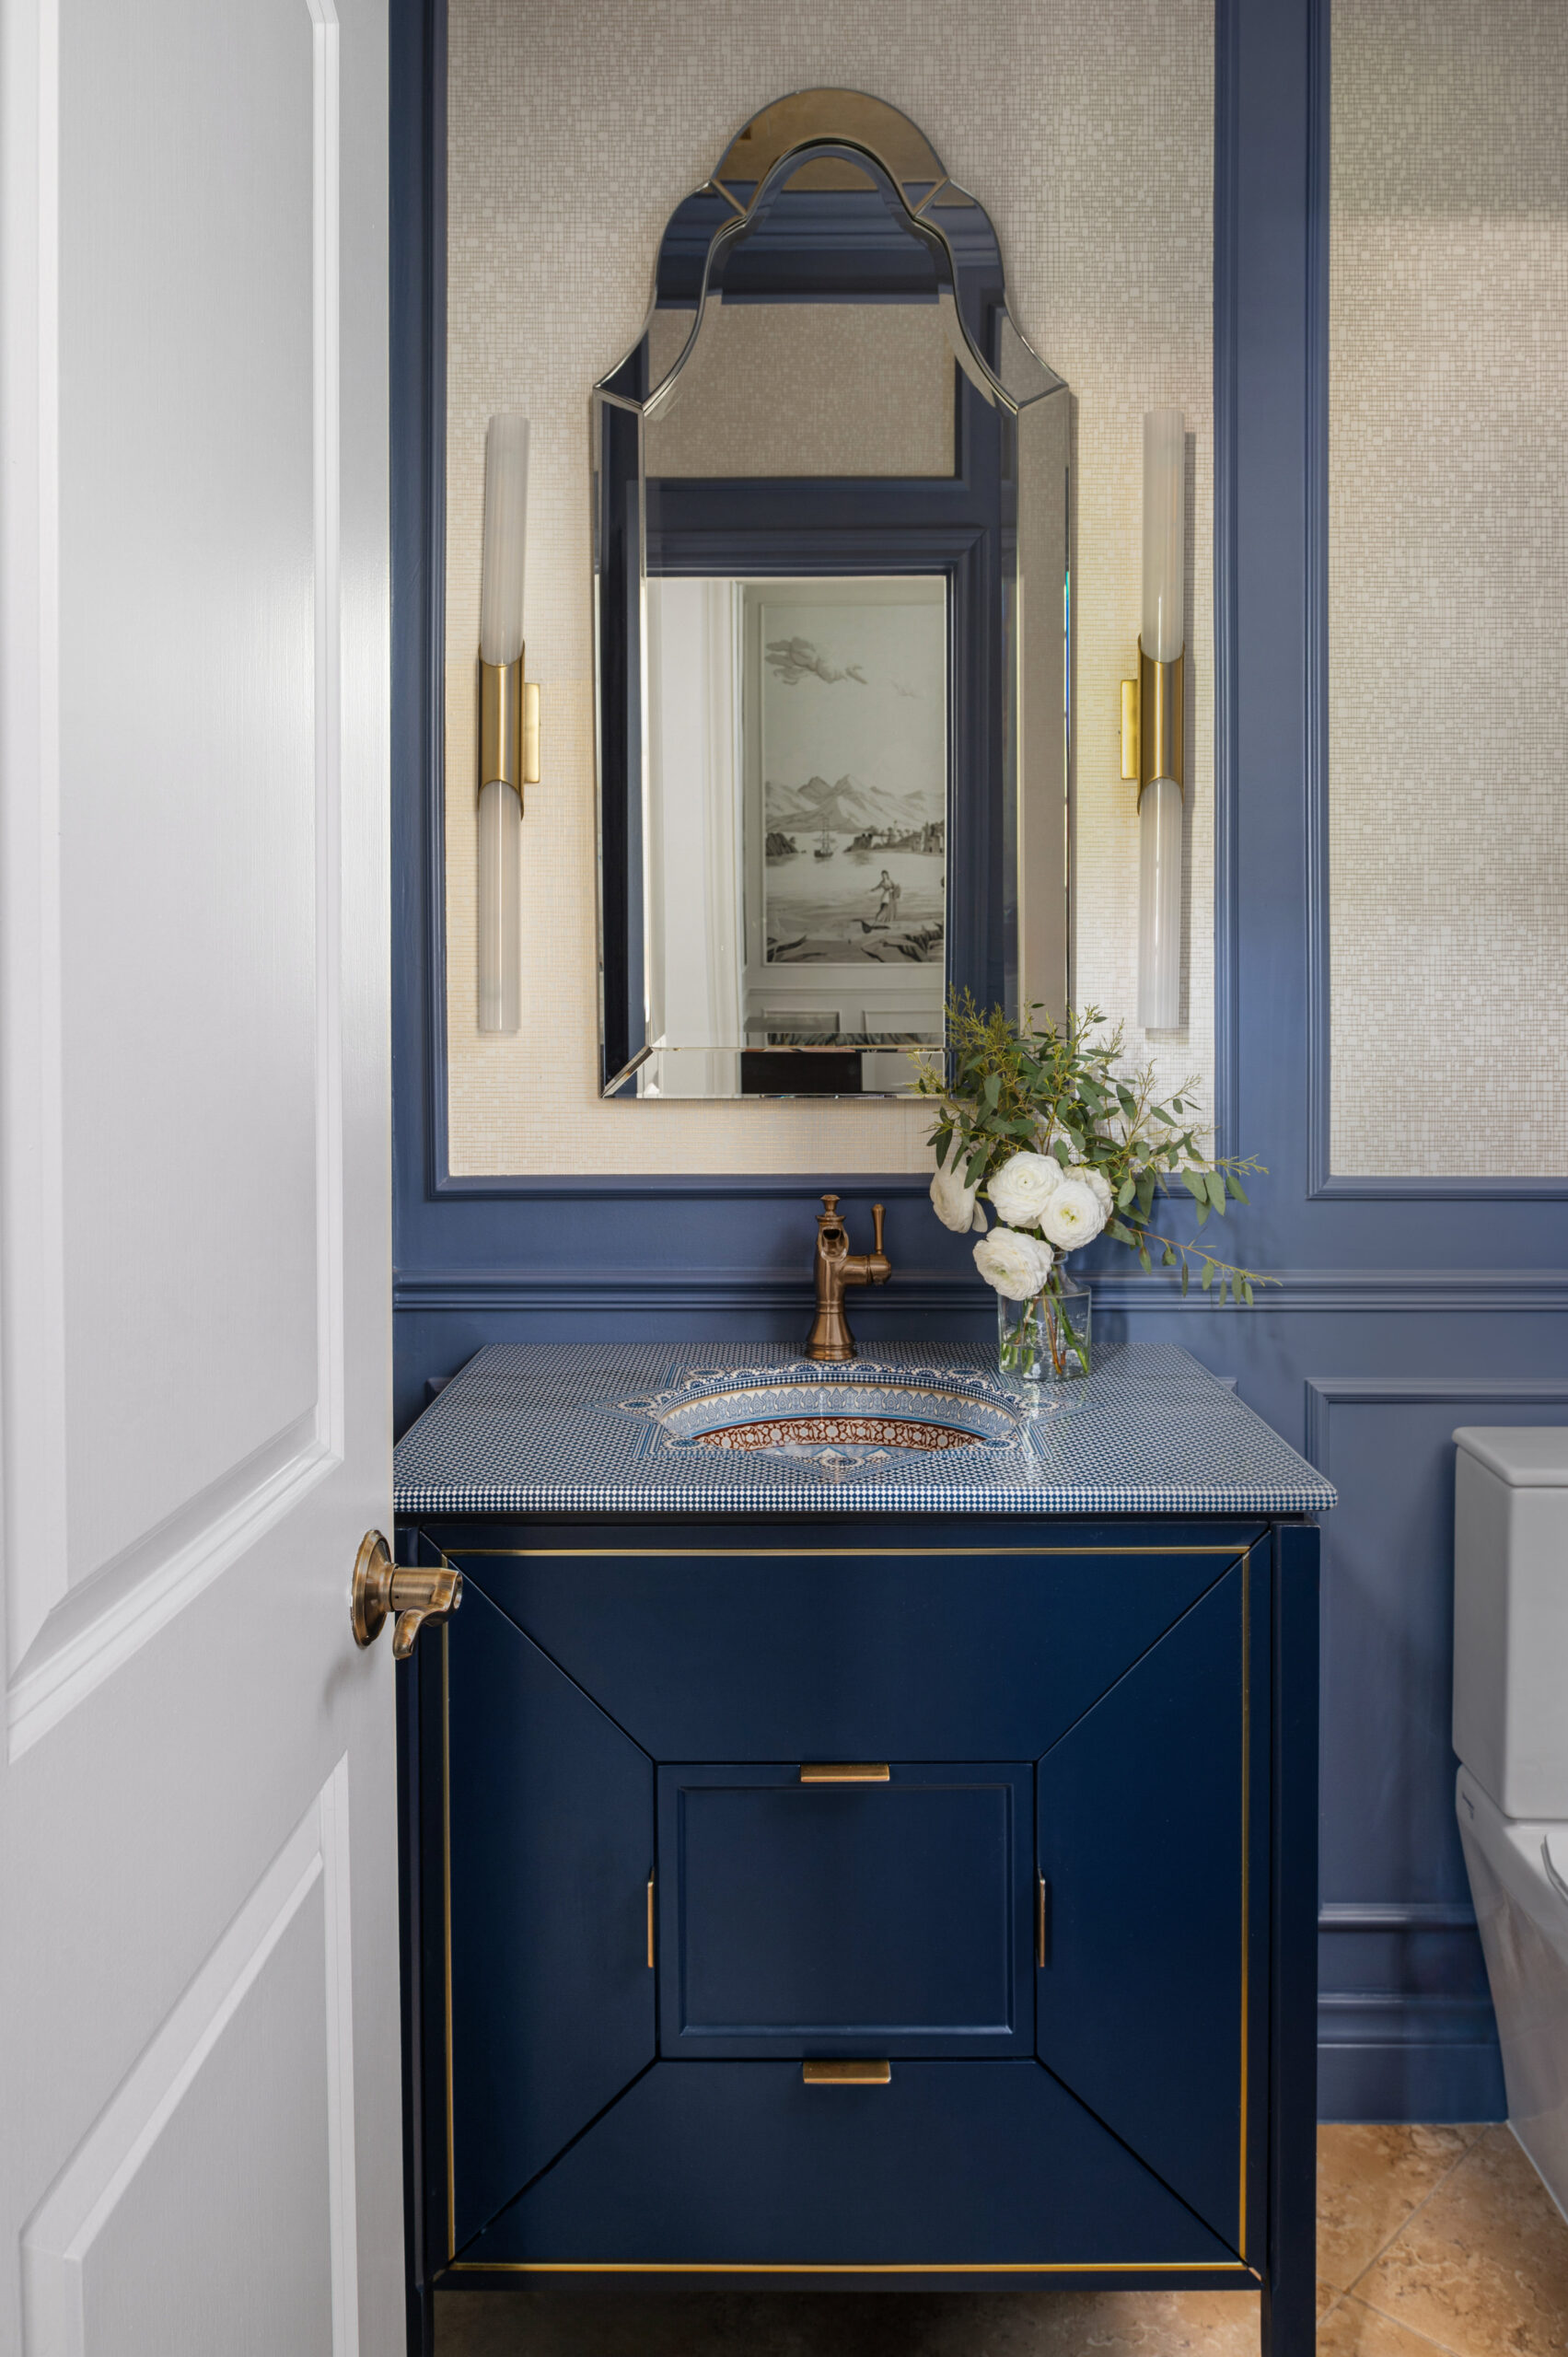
[592,89,1070,1099]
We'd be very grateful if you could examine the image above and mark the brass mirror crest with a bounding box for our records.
[605,87,1060,427]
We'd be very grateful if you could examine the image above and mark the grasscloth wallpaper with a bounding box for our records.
[1330,0,1568,1178]
[444,0,1214,1177]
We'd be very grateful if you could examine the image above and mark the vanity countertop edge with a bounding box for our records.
[393,1340,1335,1520]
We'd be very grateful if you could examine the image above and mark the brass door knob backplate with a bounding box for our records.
[351,1530,462,1659]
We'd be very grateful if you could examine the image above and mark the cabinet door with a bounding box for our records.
[446,1585,656,2254]
[1037,1554,1257,2251]
[658,1763,1034,2057]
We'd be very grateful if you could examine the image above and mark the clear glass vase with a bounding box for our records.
[996,1262,1092,1406]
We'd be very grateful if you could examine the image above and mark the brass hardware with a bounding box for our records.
[646,1871,656,1969]
[714,90,945,210]
[1120,678,1140,783]
[805,1193,892,1362]
[800,1762,890,1783]
[802,2059,891,2085]
[1036,1871,1050,1968]
[441,1538,1255,2284]
[479,650,541,807]
[452,2260,1255,2277]
[1121,643,1184,810]
[442,1628,457,2258]
[521,679,540,785]
[1238,1552,1251,2254]
[351,1531,463,1659]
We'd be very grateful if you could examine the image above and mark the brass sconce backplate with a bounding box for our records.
[479,655,541,806]
[1121,644,1184,807]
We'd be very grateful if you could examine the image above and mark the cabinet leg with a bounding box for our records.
[1261,2258,1316,2357]
[1262,1523,1320,2357]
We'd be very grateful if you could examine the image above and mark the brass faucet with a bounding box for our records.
[806,1193,892,1363]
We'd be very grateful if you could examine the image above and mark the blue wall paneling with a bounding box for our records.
[389,0,1568,2119]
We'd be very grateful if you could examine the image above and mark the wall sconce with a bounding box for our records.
[477,412,540,1035]
[1121,407,1185,1031]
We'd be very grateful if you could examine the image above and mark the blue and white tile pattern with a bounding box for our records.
[394,1341,1336,1518]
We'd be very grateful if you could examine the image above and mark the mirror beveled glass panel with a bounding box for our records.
[593,90,1070,1100]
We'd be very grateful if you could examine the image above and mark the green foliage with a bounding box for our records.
[916,993,1275,1307]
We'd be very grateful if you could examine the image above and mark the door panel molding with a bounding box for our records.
[21,1757,360,2357]
[1,0,347,1757]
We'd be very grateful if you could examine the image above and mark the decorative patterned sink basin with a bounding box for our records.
[610,1366,1028,1470]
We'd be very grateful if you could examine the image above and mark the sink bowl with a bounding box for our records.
[610,1366,1030,1471]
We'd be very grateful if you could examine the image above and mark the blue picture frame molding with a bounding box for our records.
[391,0,1568,2121]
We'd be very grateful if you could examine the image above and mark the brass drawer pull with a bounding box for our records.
[646,1871,656,1969]
[1036,1870,1051,1968]
[803,2060,890,2085]
[799,1762,889,1783]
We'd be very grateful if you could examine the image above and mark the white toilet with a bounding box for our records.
[1453,1426,1568,2218]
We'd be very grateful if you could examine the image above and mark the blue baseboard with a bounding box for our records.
[1318,1997,1505,2123]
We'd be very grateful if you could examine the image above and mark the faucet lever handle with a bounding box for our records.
[871,1202,885,1257]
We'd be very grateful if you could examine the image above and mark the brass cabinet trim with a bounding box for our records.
[1237,1550,1252,2257]
[449,1546,1253,1561]
[435,1542,1260,2275]
[448,2259,1257,2277]
[442,1625,458,2264]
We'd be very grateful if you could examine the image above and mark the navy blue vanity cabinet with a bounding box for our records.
[399,1512,1319,2354]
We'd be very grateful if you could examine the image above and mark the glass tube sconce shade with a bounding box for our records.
[477,413,528,1034]
[1135,407,1184,1032]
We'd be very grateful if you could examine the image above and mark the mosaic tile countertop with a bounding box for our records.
[394,1341,1336,1519]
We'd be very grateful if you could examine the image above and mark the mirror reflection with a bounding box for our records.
[646,576,947,1098]
[592,91,1071,1099]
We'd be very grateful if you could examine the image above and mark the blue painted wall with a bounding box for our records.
[390,0,1568,2119]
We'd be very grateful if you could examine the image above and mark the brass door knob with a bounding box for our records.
[351,1531,463,1659]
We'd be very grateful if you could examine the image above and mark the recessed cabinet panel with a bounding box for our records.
[470,1545,1246,1759]
[659,1764,1031,2057]
[1037,1557,1255,2253]
[461,2059,1241,2271]
[447,1587,656,2251]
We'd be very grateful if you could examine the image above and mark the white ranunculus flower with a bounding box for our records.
[1082,1166,1114,1217]
[986,1150,1064,1231]
[1040,1176,1108,1251]
[972,1225,1055,1301]
[930,1164,985,1234]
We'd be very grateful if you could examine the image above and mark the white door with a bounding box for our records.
[0,0,400,2350]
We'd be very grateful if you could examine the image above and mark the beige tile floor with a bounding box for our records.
[436,2125,1568,2355]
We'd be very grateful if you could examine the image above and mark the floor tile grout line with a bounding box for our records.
[1334,2288,1472,2357]
[1340,2126,1516,2357]
[1335,2126,1502,2305]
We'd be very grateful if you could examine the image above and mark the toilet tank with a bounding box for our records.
[1453,1428,1568,1818]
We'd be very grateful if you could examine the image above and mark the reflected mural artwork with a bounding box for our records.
[760,591,947,971]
